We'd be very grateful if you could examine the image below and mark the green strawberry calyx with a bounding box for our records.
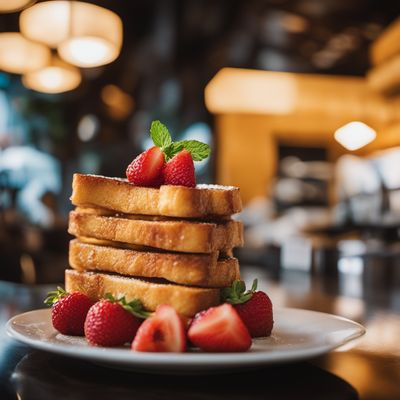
[44,286,69,306]
[105,293,152,319]
[150,120,211,162]
[221,279,258,305]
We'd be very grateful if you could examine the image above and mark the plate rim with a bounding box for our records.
[6,307,366,368]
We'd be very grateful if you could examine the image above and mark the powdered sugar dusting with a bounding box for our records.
[196,184,238,190]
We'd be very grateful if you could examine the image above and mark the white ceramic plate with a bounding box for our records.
[6,308,365,373]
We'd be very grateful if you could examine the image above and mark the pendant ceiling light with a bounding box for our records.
[22,56,81,94]
[334,121,377,151]
[0,32,50,74]
[20,1,123,68]
[0,0,35,13]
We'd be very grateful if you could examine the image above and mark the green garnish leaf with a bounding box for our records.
[149,120,211,162]
[150,120,172,149]
[163,142,184,161]
[177,140,211,161]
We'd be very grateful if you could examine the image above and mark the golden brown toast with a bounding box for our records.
[70,174,242,218]
[76,236,235,258]
[65,269,220,317]
[69,239,240,287]
[68,210,243,253]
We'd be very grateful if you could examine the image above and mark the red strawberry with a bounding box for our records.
[162,149,196,187]
[132,305,186,352]
[222,279,274,337]
[84,295,148,347]
[187,303,251,352]
[44,287,93,336]
[126,146,165,187]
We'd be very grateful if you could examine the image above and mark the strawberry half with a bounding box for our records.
[125,120,211,188]
[188,304,251,352]
[162,149,196,187]
[44,287,94,336]
[222,279,274,337]
[126,146,165,187]
[132,304,186,352]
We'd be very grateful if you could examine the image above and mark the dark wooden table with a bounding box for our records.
[1,261,399,400]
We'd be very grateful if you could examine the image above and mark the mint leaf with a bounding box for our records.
[177,140,211,161]
[163,142,184,161]
[150,120,172,149]
[148,120,211,162]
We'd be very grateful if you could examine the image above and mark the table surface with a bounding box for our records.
[1,262,399,400]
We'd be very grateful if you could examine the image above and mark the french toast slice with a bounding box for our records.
[65,269,220,317]
[70,173,242,218]
[68,210,243,253]
[69,239,240,287]
[77,236,235,258]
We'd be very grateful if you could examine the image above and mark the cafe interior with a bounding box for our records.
[1,1,400,399]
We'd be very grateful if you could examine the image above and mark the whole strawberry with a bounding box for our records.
[84,294,150,347]
[126,146,165,187]
[162,149,195,187]
[222,279,273,337]
[44,287,93,336]
[126,120,210,188]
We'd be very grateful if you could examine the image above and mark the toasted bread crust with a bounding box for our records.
[71,174,242,218]
[65,269,220,317]
[69,239,240,287]
[68,210,243,253]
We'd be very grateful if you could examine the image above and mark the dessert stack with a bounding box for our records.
[65,173,244,317]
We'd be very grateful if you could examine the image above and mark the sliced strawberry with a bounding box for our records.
[132,305,186,352]
[187,304,251,352]
[126,146,165,187]
[162,149,196,187]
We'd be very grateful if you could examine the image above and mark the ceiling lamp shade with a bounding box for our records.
[334,121,377,151]
[20,1,123,68]
[0,32,50,74]
[22,56,81,94]
[0,0,34,13]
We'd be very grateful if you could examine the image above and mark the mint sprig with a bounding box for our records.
[221,279,258,305]
[150,120,211,162]
[150,120,172,149]
[105,293,152,319]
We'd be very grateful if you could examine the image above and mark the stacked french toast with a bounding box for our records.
[65,173,244,317]
[44,121,273,352]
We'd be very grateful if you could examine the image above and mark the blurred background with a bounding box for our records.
[1,0,400,304]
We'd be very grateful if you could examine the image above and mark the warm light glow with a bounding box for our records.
[20,1,70,47]
[0,32,50,74]
[22,57,81,94]
[0,0,34,13]
[205,68,297,114]
[334,121,376,151]
[101,84,134,119]
[20,1,123,68]
[59,36,118,68]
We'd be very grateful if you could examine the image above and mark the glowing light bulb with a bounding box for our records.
[22,57,81,94]
[58,37,117,68]
[334,121,376,151]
